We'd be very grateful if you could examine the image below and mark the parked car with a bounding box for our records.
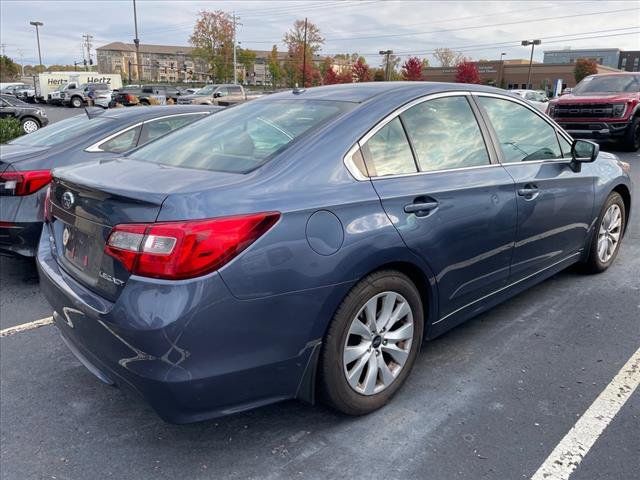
[114,85,182,106]
[0,105,221,257]
[177,83,247,106]
[510,89,549,112]
[93,90,114,109]
[36,83,632,423]
[62,82,111,108]
[13,85,37,103]
[0,83,31,96]
[0,94,49,133]
[547,72,640,151]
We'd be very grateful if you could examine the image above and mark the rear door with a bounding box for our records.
[473,94,595,280]
[364,94,517,319]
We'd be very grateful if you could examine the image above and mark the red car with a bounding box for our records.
[547,72,640,151]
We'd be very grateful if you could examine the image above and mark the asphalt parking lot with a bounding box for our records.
[0,106,638,480]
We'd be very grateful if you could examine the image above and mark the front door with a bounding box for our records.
[474,95,595,280]
[364,95,518,319]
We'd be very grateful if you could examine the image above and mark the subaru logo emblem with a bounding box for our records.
[61,191,75,209]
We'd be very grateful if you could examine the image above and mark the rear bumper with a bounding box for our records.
[558,121,630,140]
[0,221,42,257]
[36,228,336,423]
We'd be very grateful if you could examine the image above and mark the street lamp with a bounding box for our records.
[521,39,541,89]
[379,50,393,81]
[29,21,44,66]
[498,52,506,88]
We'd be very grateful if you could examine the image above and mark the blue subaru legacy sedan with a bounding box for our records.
[37,82,632,423]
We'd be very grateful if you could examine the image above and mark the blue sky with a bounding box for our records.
[1,0,639,67]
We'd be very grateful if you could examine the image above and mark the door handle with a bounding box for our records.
[404,201,439,215]
[517,187,538,196]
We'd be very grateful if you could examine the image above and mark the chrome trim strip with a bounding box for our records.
[84,112,209,153]
[369,162,502,181]
[433,251,581,325]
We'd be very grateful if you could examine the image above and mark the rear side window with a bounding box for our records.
[400,96,489,172]
[137,114,206,146]
[361,118,416,176]
[478,96,561,163]
[100,125,142,153]
[129,100,352,173]
[8,115,110,147]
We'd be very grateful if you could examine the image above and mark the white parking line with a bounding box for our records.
[531,346,640,480]
[0,316,54,337]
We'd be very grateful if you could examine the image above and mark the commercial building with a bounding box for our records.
[618,51,640,72]
[543,48,620,69]
[422,60,620,93]
[96,42,324,85]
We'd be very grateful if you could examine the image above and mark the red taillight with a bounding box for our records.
[0,170,52,196]
[104,212,280,280]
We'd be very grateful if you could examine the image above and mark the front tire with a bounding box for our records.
[319,270,424,415]
[621,116,640,152]
[21,117,40,134]
[70,96,83,108]
[585,192,626,273]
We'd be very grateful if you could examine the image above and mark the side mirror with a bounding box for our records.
[213,92,221,98]
[570,139,599,172]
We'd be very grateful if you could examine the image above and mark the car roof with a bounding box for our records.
[98,105,222,121]
[265,81,516,103]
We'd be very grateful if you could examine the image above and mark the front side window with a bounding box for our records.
[478,96,561,163]
[361,118,416,177]
[400,96,489,172]
[129,99,352,173]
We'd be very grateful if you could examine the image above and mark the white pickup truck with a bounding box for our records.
[177,84,254,106]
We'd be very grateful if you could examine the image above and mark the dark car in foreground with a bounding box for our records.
[547,72,640,151]
[0,94,49,133]
[1,105,221,257]
[37,82,632,423]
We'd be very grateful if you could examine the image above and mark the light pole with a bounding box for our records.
[379,50,393,81]
[132,0,142,81]
[498,52,506,88]
[521,39,541,89]
[29,21,44,66]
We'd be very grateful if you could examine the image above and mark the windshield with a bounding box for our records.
[9,115,110,147]
[197,85,217,95]
[573,75,640,94]
[129,99,353,173]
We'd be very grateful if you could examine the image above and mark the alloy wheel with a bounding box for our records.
[597,204,622,263]
[343,291,414,395]
[22,120,39,133]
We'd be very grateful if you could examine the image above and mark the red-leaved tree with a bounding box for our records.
[402,57,423,81]
[323,64,339,85]
[455,61,481,84]
[352,58,371,82]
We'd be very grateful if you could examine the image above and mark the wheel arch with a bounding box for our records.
[612,183,631,235]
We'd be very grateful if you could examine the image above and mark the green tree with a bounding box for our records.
[0,56,21,81]
[189,10,235,82]
[283,19,324,87]
[574,58,598,83]
[268,45,282,87]
[236,48,256,83]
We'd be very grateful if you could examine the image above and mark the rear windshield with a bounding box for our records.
[572,75,640,94]
[9,115,110,147]
[128,99,353,173]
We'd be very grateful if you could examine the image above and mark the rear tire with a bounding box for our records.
[621,116,640,152]
[319,270,424,416]
[584,192,626,273]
